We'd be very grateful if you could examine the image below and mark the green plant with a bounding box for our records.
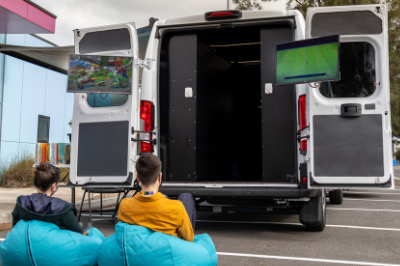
[395,147,400,161]
[0,151,35,188]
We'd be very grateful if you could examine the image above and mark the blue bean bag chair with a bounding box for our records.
[98,222,218,266]
[0,220,105,266]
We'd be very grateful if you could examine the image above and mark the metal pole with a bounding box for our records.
[227,0,229,9]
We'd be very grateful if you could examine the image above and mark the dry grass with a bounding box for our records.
[59,168,70,183]
[0,151,35,188]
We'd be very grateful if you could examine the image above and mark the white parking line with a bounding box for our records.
[217,252,400,266]
[328,207,400,213]
[345,198,400,203]
[344,191,400,195]
[197,220,400,231]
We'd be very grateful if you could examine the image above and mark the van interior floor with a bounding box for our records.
[159,24,297,183]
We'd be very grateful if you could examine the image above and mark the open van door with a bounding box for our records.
[69,23,140,186]
[305,5,394,188]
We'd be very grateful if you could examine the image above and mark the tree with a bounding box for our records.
[396,146,400,160]
[232,0,264,10]
[232,0,400,136]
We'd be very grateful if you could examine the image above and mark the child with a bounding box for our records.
[118,154,195,242]
[11,162,84,234]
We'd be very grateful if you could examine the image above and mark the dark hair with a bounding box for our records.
[136,154,162,186]
[34,162,61,192]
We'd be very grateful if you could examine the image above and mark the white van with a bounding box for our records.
[69,4,393,231]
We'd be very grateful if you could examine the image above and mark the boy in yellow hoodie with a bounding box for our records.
[118,154,195,242]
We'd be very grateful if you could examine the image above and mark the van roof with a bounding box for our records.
[164,9,296,26]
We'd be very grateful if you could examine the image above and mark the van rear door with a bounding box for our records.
[305,5,393,188]
[69,23,140,186]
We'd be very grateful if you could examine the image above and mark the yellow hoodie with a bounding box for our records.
[118,192,194,242]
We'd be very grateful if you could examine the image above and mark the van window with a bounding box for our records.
[319,42,375,98]
[87,94,128,107]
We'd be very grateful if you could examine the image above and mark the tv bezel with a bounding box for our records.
[67,54,133,95]
[275,35,341,86]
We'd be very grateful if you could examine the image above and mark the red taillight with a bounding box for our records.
[205,10,242,20]
[299,95,307,151]
[140,100,154,153]
[302,176,307,183]
[210,11,234,17]
[300,139,307,151]
[299,95,306,129]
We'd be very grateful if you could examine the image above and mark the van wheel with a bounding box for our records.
[329,189,343,204]
[299,189,326,232]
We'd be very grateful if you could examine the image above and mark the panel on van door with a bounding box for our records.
[167,34,197,181]
[305,5,393,188]
[260,26,297,183]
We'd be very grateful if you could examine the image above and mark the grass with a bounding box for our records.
[0,152,35,188]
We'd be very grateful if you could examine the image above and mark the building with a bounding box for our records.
[0,1,152,174]
[0,34,73,167]
[0,0,62,171]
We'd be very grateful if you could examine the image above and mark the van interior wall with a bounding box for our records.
[160,26,263,182]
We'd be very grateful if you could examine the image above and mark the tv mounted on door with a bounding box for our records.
[67,54,133,94]
[275,35,340,86]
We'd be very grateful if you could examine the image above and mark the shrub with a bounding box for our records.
[1,151,35,188]
[396,148,400,161]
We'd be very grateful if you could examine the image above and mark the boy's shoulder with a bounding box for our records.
[121,194,184,208]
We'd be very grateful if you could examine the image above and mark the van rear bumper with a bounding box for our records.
[159,186,320,199]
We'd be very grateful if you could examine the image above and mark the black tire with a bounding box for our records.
[329,189,343,204]
[305,190,326,232]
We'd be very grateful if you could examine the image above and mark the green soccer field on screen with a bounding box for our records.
[276,36,339,85]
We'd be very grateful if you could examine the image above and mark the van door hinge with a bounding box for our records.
[134,58,155,69]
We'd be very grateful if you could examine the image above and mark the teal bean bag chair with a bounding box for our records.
[98,222,218,266]
[0,220,105,266]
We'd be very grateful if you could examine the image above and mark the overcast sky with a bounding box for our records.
[32,0,287,46]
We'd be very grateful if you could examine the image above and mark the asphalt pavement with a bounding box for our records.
[2,172,400,265]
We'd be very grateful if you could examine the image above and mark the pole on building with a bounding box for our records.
[227,0,229,9]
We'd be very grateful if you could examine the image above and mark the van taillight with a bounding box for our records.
[299,95,307,151]
[210,11,234,17]
[140,100,154,153]
[205,10,242,20]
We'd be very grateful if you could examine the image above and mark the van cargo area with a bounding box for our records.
[159,23,298,184]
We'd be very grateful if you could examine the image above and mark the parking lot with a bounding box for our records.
[2,171,400,265]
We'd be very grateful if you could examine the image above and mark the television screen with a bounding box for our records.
[67,54,133,94]
[275,35,340,86]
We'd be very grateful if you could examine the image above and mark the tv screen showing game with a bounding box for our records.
[67,55,132,94]
[275,35,340,86]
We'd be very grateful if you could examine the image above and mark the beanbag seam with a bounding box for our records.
[69,232,85,266]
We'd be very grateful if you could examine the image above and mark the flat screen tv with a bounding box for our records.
[67,54,133,94]
[275,35,340,86]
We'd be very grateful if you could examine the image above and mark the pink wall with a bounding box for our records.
[0,0,55,33]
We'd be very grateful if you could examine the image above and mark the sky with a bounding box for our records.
[32,0,287,46]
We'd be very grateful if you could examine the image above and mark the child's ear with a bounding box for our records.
[159,173,163,182]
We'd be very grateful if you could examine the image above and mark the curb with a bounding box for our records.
[74,196,122,211]
[0,212,12,225]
